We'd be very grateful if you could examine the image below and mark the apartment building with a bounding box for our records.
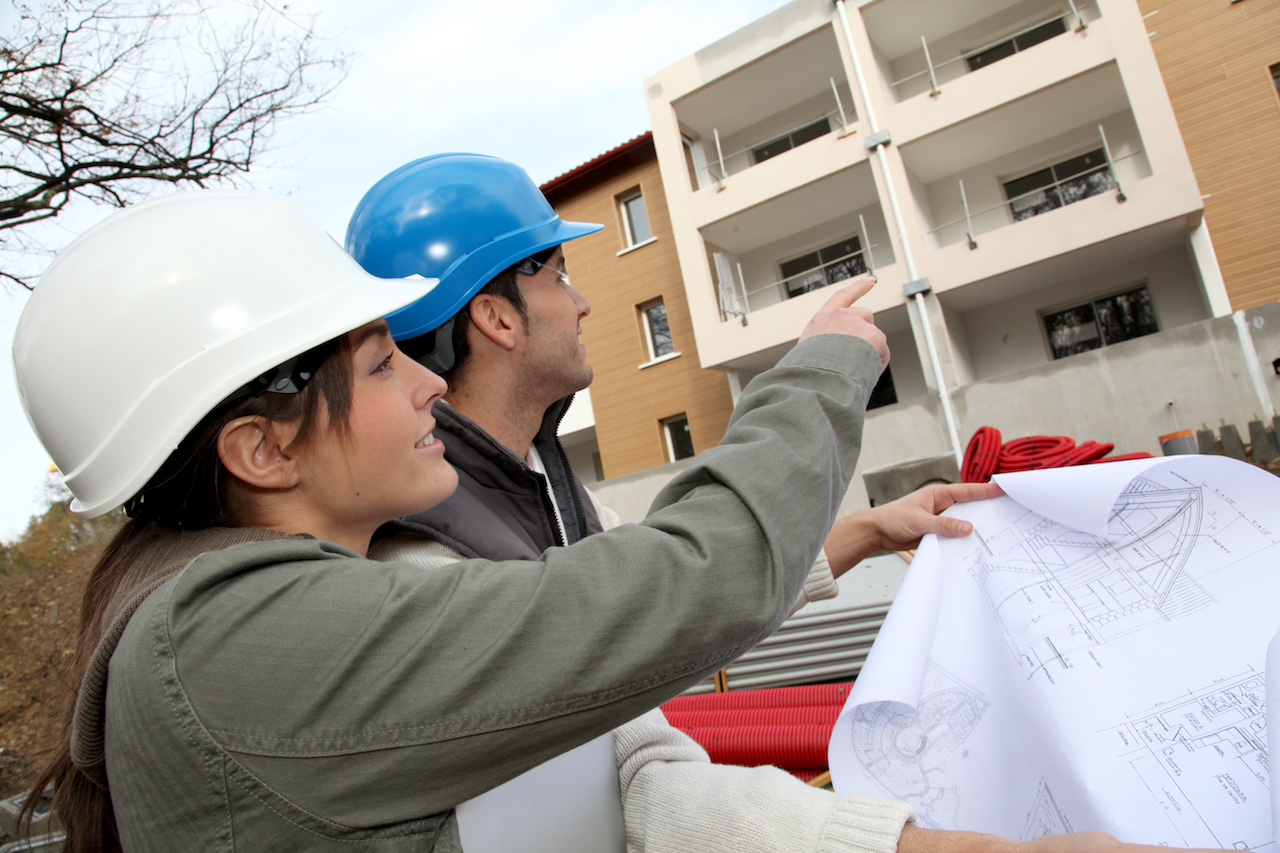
[540,133,735,482]
[639,0,1280,498]
[1136,0,1280,310]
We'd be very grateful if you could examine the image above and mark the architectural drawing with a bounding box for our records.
[847,663,988,828]
[1021,780,1073,841]
[1105,673,1269,850]
[964,479,1213,678]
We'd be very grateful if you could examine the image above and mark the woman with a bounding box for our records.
[15,191,1223,853]
[15,189,903,851]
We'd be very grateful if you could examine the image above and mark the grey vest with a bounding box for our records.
[380,395,603,560]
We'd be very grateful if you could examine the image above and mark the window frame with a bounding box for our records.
[619,189,652,248]
[751,118,832,165]
[778,235,866,299]
[639,297,676,363]
[662,414,695,463]
[964,15,1067,72]
[1002,147,1116,223]
[1040,283,1159,360]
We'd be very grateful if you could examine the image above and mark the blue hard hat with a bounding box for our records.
[345,153,603,341]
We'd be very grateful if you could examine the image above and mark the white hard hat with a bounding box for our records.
[13,190,438,519]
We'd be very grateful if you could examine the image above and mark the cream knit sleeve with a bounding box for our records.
[615,708,913,853]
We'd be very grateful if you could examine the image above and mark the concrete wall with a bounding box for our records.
[959,244,1207,380]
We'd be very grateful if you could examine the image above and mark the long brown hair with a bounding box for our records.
[21,337,355,852]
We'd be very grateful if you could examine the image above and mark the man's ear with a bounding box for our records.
[217,416,300,489]
[468,293,520,351]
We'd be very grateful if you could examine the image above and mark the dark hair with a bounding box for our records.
[440,245,557,382]
[22,337,355,852]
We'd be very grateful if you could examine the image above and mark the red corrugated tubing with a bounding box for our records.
[664,705,841,730]
[962,429,1149,478]
[661,683,851,714]
[997,435,1076,471]
[683,724,833,769]
[961,426,1002,483]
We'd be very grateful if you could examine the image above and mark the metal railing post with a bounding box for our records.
[959,179,978,250]
[736,261,751,315]
[922,36,941,97]
[858,214,875,272]
[830,78,850,131]
[1066,0,1087,31]
[1097,124,1126,202]
[713,128,727,189]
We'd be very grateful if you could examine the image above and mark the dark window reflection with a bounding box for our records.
[1043,286,1157,360]
[780,236,868,299]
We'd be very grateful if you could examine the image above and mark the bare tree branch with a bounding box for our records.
[0,0,348,287]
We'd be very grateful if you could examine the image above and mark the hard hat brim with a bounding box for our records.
[384,218,603,342]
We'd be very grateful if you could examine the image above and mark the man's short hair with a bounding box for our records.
[442,245,556,382]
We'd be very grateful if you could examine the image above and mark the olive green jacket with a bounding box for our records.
[90,335,881,850]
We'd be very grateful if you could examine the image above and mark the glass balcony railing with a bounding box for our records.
[698,79,855,187]
[718,226,879,320]
[927,125,1137,250]
[883,2,1097,102]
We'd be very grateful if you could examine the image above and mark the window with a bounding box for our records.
[867,365,898,410]
[778,236,866,299]
[663,414,695,462]
[966,17,1067,72]
[620,191,651,246]
[1003,149,1116,222]
[752,118,832,164]
[1042,286,1158,360]
[640,299,674,360]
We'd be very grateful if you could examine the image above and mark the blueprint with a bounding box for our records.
[830,455,1280,848]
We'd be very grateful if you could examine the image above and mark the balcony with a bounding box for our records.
[861,0,1102,105]
[697,163,895,319]
[673,25,857,189]
[898,64,1151,255]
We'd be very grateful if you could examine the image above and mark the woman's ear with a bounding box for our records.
[468,293,520,351]
[217,416,301,489]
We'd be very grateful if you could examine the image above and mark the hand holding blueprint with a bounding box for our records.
[830,455,1280,849]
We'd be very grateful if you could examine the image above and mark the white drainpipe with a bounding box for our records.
[835,0,964,467]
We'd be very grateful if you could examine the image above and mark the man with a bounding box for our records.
[345,152,991,579]
[343,153,1001,853]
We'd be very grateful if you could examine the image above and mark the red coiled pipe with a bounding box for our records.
[683,724,833,769]
[663,705,841,730]
[661,683,851,713]
[962,428,1151,482]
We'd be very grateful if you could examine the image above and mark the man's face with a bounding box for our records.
[515,247,593,404]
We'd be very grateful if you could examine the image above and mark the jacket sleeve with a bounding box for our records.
[149,334,883,824]
[615,709,914,853]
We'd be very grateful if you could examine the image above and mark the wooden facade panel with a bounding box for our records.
[1138,0,1280,309]
[546,138,735,479]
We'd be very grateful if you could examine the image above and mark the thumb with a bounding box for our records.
[931,515,974,539]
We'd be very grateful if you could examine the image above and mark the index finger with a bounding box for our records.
[819,275,876,310]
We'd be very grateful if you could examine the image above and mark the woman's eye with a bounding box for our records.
[372,353,393,374]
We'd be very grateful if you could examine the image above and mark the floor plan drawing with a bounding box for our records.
[963,480,1213,679]
[846,663,989,828]
[1021,780,1074,841]
[831,457,1280,847]
[1105,673,1269,850]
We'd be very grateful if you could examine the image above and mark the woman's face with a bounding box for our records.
[293,320,457,548]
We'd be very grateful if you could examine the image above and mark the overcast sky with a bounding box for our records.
[0,0,793,540]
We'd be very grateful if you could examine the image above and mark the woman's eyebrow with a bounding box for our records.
[352,321,392,350]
